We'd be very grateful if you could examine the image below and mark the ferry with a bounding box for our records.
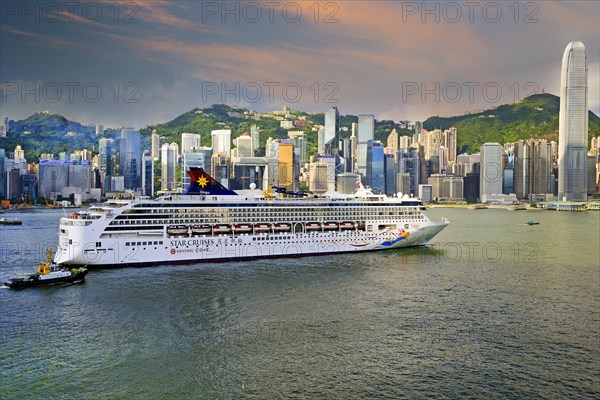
[52,168,448,268]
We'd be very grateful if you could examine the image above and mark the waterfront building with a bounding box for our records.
[366,141,385,194]
[161,143,178,191]
[558,41,588,201]
[480,143,504,201]
[233,133,254,158]
[181,133,202,154]
[142,151,154,197]
[357,114,375,179]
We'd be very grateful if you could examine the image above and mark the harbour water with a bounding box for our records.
[1,208,598,399]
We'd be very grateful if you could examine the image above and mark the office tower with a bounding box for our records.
[98,138,113,177]
[397,148,420,197]
[38,160,70,197]
[514,139,554,199]
[357,114,375,179]
[211,153,231,188]
[480,143,504,201]
[558,41,588,201]
[151,131,161,160]
[0,149,5,199]
[396,173,411,196]
[250,125,260,151]
[387,129,399,153]
[278,141,294,190]
[323,106,339,155]
[341,138,353,173]
[317,127,325,155]
[119,128,141,190]
[161,143,178,191]
[181,133,202,154]
[289,131,307,190]
[266,137,279,158]
[399,135,412,151]
[233,133,254,157]
[4,117,9,133]
[316,155,336,193]
[142,151,154,197]
[366,141,385,194]
[384,154,396,196]
[211,129,232,156]
[95,124,103,136]
[309,163,329,195]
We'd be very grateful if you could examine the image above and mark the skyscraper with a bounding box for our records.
[161,143,178,191]
[558,41,588,201]
[142,151,154,197]
[151,130,161,160]
[211,130,231,156]
[233,133,254,157]
[366,141,385,194]
[480,143,504,201]
[119,128,141,190]
[323,106,339,155]
[250,125,260,151]
[0,149,5,199]
[357,114,374,179]
[181,133,202,153]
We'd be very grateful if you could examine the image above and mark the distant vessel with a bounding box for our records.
[0,218,22,225]
[53,168,449,268]
[4,249,88,289]
[526,220,540,226]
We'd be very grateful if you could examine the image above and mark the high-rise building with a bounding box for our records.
[480,143,504,201]
[444,127,457,164]
[211,129,231,156]
[5,117,10,133]
[387,129,399,153]
[514,139,554,199]
[278,141,294,190]
[161,143,178,191]
[233,133,254,157]
[151,131,161,160]
[397,148,420,197]
[366,141,385,194]
[119,128,141,190]
[182,147,213,187]
[0,149,5,199]
[98,138,113,177]
[14,145,25,160]
[341,138,353,173]
[250,125,260,151]
[181,133,202,154]
[357,114,374,179]
[323,106,339,156]
[95,124,103,136]
[142,151,154,197]
[558,41,588,201]
[384,154,396,196]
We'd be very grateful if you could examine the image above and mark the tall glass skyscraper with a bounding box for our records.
[357,114,375,179]
[366,141,385,194]
[558,41,588,201]
[119,128,141,190]
[323,106,339,155]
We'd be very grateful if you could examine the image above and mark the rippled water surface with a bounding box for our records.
[1,208,598,399]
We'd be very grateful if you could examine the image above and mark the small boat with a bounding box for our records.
[213,224,232,234]
[306,222,321,231]
[254,224,271,232]
[340,222,355,230]
[0,217,22,225]
[323,222,338,230]
[167,225,189,236]
[4,249,87,290]
[274,223,291,232]
[234,224,253,233]
[191,225,212,235]
[526,220,540,225]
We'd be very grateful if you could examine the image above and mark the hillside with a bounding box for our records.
[423,93,600,153]
[2,94,599,161]
[0,111,119,161]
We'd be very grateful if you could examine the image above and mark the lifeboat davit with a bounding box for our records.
[274,223,291,232]
[191,225,211,235]
[340,222,355,230]
[306,222,321,231]
[323,222,338,230]
[235,224,253,233]
[213,225,232,234]
[254,224,271,232]
[167,225,189,236]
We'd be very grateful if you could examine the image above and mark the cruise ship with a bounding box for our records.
[54,168,448,267]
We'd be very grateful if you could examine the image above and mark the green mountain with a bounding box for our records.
[0,111,119,162]
[140,104,412,157]
[2,94,599,161]
[423,93,600,154]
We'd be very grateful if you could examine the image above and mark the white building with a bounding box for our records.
[181,133,202,154]
[211,129,231,156]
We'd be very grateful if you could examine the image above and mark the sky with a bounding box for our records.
[1,0,599,129]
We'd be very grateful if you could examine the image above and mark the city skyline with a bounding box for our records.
[1,1,598,127]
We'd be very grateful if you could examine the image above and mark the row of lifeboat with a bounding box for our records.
[166,222,362,236]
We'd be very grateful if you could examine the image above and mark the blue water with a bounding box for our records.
[0,208,598,399]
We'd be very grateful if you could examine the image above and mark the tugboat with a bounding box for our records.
[0,217,22,225]
[4,249,88,289]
